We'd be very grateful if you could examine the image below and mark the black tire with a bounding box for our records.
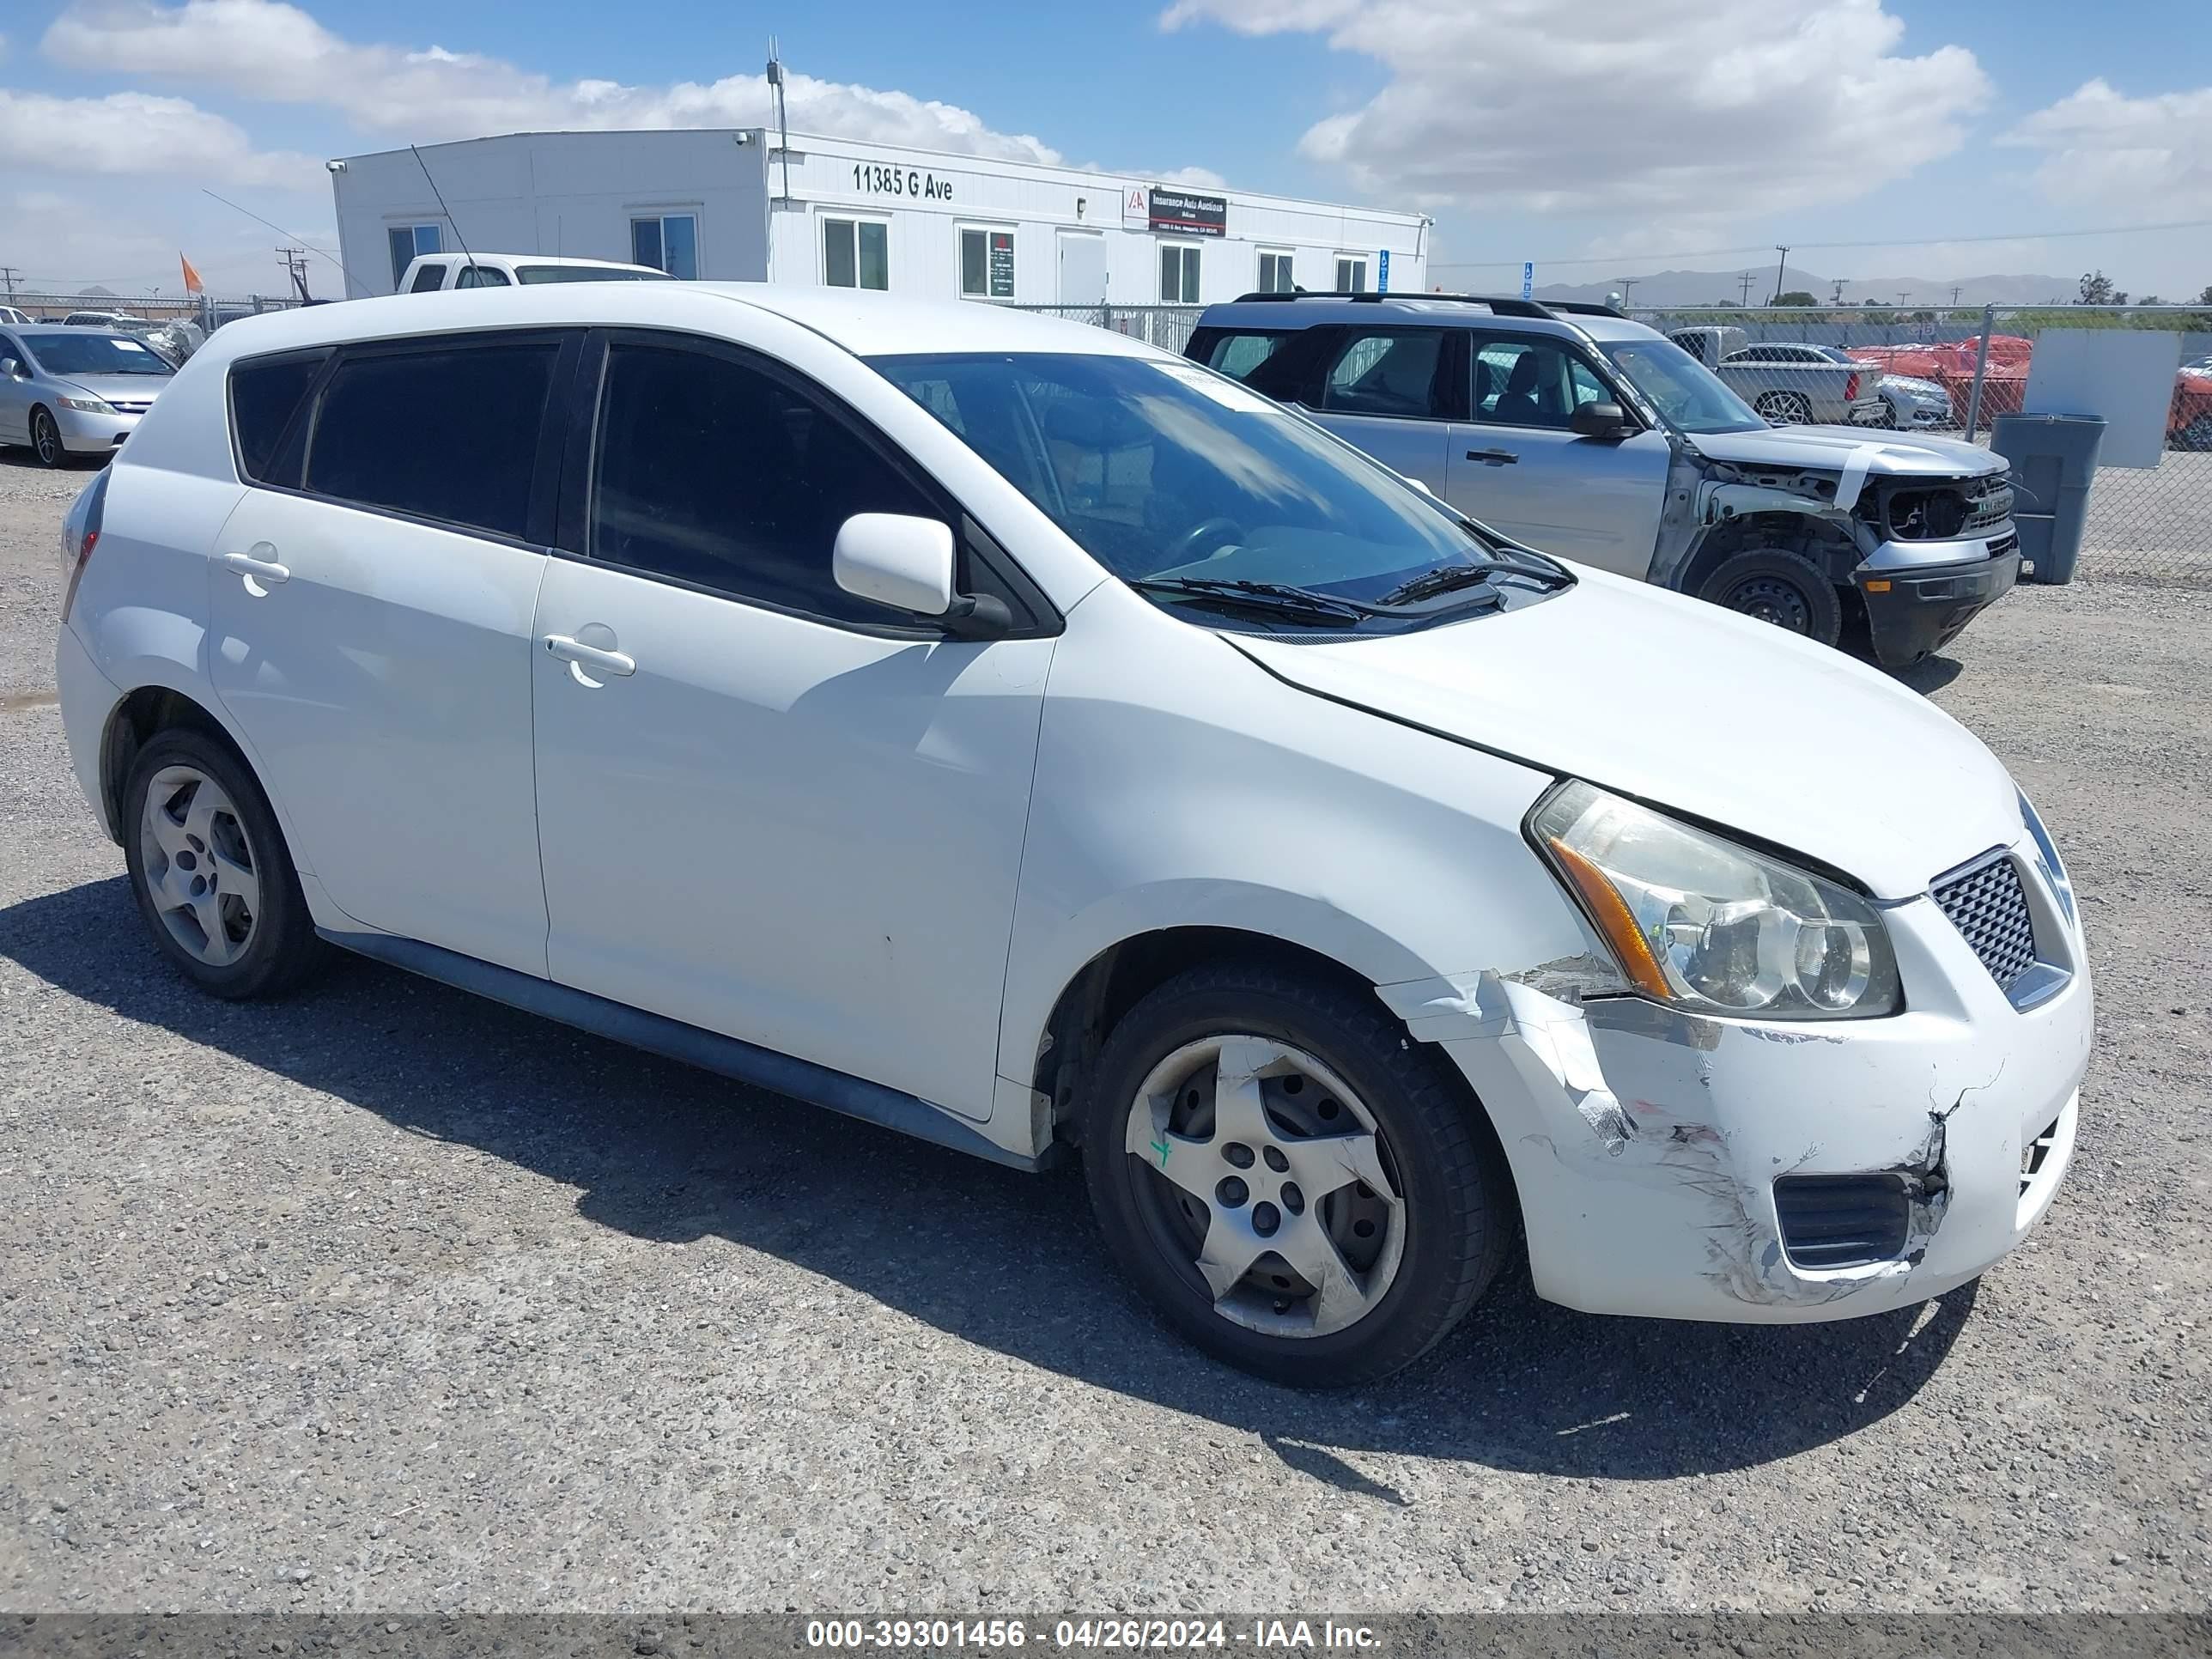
[122,726,325,999]
[1698,547,1844,647]
[31,406,68,469]
[2179,414,2212,453]
[1081,962,1512,1388]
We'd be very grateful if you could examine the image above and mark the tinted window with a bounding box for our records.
[1322,330,1446,418]
[22,333,172,377]
[306,340,560,538]
[230,351,328,486]
[454,264,511,288]
[590,342,937,623]
[409,262,448,293]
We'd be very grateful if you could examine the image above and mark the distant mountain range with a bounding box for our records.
[1525,267,2079,308]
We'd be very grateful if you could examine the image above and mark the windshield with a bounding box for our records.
[1600,340,1763,434]
[516,264,672,284]
[25,332,173,377]
[867,351,1552,617]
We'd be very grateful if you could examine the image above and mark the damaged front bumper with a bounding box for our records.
[1378,836,2090,1323]
[1855,534,2021,667]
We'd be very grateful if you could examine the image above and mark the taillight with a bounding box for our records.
[60,469,109,625]
[1845,371,1862,400]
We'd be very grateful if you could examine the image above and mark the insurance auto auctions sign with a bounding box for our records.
[1147,186,1227,237]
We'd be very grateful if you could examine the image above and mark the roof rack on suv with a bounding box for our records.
[1223,290,1625,322]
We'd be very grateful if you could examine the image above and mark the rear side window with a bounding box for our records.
[1201,331,1296,383]
[409,262,449,294]
[229,350,329,487]
[454,264,512,289]
[306,341,560,540]
[589,340,938,624]
[1322,329,1449,418]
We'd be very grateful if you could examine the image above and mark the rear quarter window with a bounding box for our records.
[229,350,330,487]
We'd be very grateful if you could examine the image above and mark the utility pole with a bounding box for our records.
[1950,284,1963,307]
[276,246,313,304]
[1614,277,1637,307]
[1737,270,1756,307]
[1831,278,1846,305]
[1896,289,1909,309]
[1771,245,1790,305]
[0,265,20,305]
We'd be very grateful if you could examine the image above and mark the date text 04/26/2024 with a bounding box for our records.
[805,1620,1381,1650]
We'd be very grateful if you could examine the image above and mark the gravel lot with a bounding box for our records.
[2,450,2207,1617]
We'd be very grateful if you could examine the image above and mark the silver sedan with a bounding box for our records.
[0,325,175,467]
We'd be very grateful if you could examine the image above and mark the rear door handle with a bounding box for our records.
[544,634,635,679]
[1465,448,1519,465]
[221,545,290,590]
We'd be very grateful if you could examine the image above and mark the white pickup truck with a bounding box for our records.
[394,252,671,294]
[1669,325,1887,427]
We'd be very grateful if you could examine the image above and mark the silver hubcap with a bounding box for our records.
[1759,392,1811,424]
[1125,1035,1405,1339]
[138,766,260,966]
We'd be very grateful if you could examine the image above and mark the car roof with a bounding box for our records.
[16,322,134,337]
[200,282,1169,362]
[1194,293,1665,345]
[419,252,660,271]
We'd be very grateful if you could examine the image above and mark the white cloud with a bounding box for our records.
[1160,0,1989,216]
[0,88,313,185]
[2002,79,2212,216]
[42,0,1069,161]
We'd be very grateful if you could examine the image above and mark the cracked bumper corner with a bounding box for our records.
[1384,896,2091,1324]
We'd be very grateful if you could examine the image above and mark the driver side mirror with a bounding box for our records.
[833,514,1012,636]
[0,358,23,381]
[1571,400,1632,440]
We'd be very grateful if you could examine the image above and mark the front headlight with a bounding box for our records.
[55,394,111,414]
[2017,788,2076,929]
[1528,781,1902,1020]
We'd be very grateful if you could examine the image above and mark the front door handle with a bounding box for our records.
[544,633,636,680]
[1465,448,1520,465]
[222,545,290,593]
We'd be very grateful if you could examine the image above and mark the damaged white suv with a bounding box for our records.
[56,283,2089,1385]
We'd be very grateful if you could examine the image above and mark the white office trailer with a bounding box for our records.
[328,129,1430,306]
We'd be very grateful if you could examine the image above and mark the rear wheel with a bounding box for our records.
[1754,390,1814,425]
[2179,414,2212,453]
[123,727,324,999]
[31,407,67,468]
[1698,547,1844,647]
[1082,963,1511,1387]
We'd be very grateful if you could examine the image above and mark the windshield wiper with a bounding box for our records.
[1378,556,1577,608]
[1130,576,1376,626]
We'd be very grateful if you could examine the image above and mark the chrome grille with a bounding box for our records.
[1934,855,2038,989]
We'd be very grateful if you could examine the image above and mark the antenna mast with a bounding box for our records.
[410,144,476,276]
[767,38,792,200]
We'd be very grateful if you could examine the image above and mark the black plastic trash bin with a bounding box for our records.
[1990,412,2106,586]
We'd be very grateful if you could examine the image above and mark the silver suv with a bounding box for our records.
[1186,293,2020,665]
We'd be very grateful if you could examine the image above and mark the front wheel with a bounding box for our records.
[1082,963,1512,1387]
[2179,414,2212,453]
[1698,547,1844,647]
[31,407,68,468]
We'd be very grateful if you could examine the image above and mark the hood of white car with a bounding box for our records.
[1229,568,2021,900]
[1691,423,2002,477]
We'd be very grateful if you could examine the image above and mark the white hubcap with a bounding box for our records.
[138,765,260,966]
[1127,1035,1405,1339]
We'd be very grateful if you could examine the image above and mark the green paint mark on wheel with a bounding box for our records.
[1151,1136,1172,1168]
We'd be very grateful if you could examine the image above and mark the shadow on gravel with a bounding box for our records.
[3,875,1975,1481]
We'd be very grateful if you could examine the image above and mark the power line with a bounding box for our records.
[1429,216,2212,271]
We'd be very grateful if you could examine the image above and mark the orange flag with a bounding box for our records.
[179,253,204,295]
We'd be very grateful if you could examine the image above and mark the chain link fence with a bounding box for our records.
[1007,303,1206,356]
[3,291,307,325]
